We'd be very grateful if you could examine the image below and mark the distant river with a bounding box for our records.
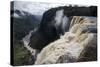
[22,28,37,55]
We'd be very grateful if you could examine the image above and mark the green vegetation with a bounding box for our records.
[13,41,33,65]
[12,14,40,65]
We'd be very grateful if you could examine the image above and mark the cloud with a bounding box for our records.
[14,1,66,15]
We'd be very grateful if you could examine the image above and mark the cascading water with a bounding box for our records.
[35,16,97,64]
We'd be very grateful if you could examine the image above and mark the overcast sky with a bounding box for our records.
[14,1,67,15]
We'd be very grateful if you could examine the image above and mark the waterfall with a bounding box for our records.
[35,16,97,64]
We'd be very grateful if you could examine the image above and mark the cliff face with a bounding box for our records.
[27,6,97,64]
[29,6,97,51]
[35,16,97,64]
